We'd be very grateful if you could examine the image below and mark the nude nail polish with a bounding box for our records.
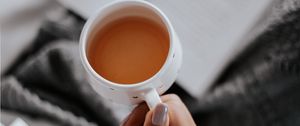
[152,103,168,126]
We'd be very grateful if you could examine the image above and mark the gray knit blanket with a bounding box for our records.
[1,0,300,126]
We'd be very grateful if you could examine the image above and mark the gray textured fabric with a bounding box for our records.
[1,76,96,126]
[1,42,117,126]
[1,10,119,126]
[191,1,300,126]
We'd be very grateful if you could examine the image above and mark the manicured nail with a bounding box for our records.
[152,103,168,126]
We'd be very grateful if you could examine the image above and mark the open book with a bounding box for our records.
[58,0,273,97]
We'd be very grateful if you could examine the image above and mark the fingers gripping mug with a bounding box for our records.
[80,0,182,109]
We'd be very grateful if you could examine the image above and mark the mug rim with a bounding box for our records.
[79,0,175,89]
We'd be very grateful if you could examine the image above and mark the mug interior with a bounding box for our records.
[84,1,173,86]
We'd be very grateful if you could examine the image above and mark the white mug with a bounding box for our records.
[79,0,182,109]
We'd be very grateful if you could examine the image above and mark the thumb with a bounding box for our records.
[144,103,169,126]
[152,103,169,125]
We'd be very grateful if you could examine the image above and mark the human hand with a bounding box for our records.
[122,94,196,126]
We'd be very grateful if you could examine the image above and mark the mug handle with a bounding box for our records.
[143,88,162,109]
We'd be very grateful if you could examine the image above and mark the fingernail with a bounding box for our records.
[152,103,168,126]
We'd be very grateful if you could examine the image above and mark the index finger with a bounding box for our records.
[122,103,149,126]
